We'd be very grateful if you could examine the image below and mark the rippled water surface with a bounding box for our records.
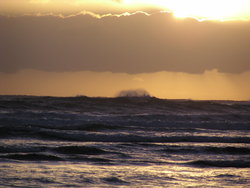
[0,96,249,187]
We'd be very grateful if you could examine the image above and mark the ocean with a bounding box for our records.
[0,95,249,187]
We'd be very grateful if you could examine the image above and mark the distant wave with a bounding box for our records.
[116,89,151,98]
[0,95,249,114]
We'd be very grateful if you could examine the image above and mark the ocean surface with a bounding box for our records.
[0,95,250,187]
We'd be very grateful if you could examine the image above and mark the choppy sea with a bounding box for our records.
[0,95,250,187]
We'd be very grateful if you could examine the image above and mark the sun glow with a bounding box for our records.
[0,0,249,20]
[164,0,249,20]
[122,0,250,20]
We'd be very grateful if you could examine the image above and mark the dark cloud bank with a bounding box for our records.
[1,12,250,73]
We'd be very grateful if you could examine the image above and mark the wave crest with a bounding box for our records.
[116,89,151,98]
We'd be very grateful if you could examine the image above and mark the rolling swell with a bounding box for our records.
[0,153,63,161]
[54,146,108,155]
[161,146,250,155]
[0,124,250,143]
[0,144,118,163]
[1,95,250,115]
[186,160,250,168]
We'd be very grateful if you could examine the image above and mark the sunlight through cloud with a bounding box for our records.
[120,0,250,20]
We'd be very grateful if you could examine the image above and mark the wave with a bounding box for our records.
[0,153,114,163]
[67,156,112,163]
[1,114,250,134]
[0,146,47,153]
[0,125,249,143]
[101,177,129,185]
[185,160,250,168]
[161,146,250,155]
[1,95,250,136]
[54,146,108,155]
[0,153,63,161]
[215,174,241,178]
[1,144,249,157]
[1,95,250,115]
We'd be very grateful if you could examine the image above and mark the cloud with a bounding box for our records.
[1,0,154,17]
[0,12,250,73]
[1,0,249,21]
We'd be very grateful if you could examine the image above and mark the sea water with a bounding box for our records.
[0,96,249,187]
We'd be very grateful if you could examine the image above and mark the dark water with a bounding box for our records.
[0,95,250,187]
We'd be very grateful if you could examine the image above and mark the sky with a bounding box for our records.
[1,0,250,100]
